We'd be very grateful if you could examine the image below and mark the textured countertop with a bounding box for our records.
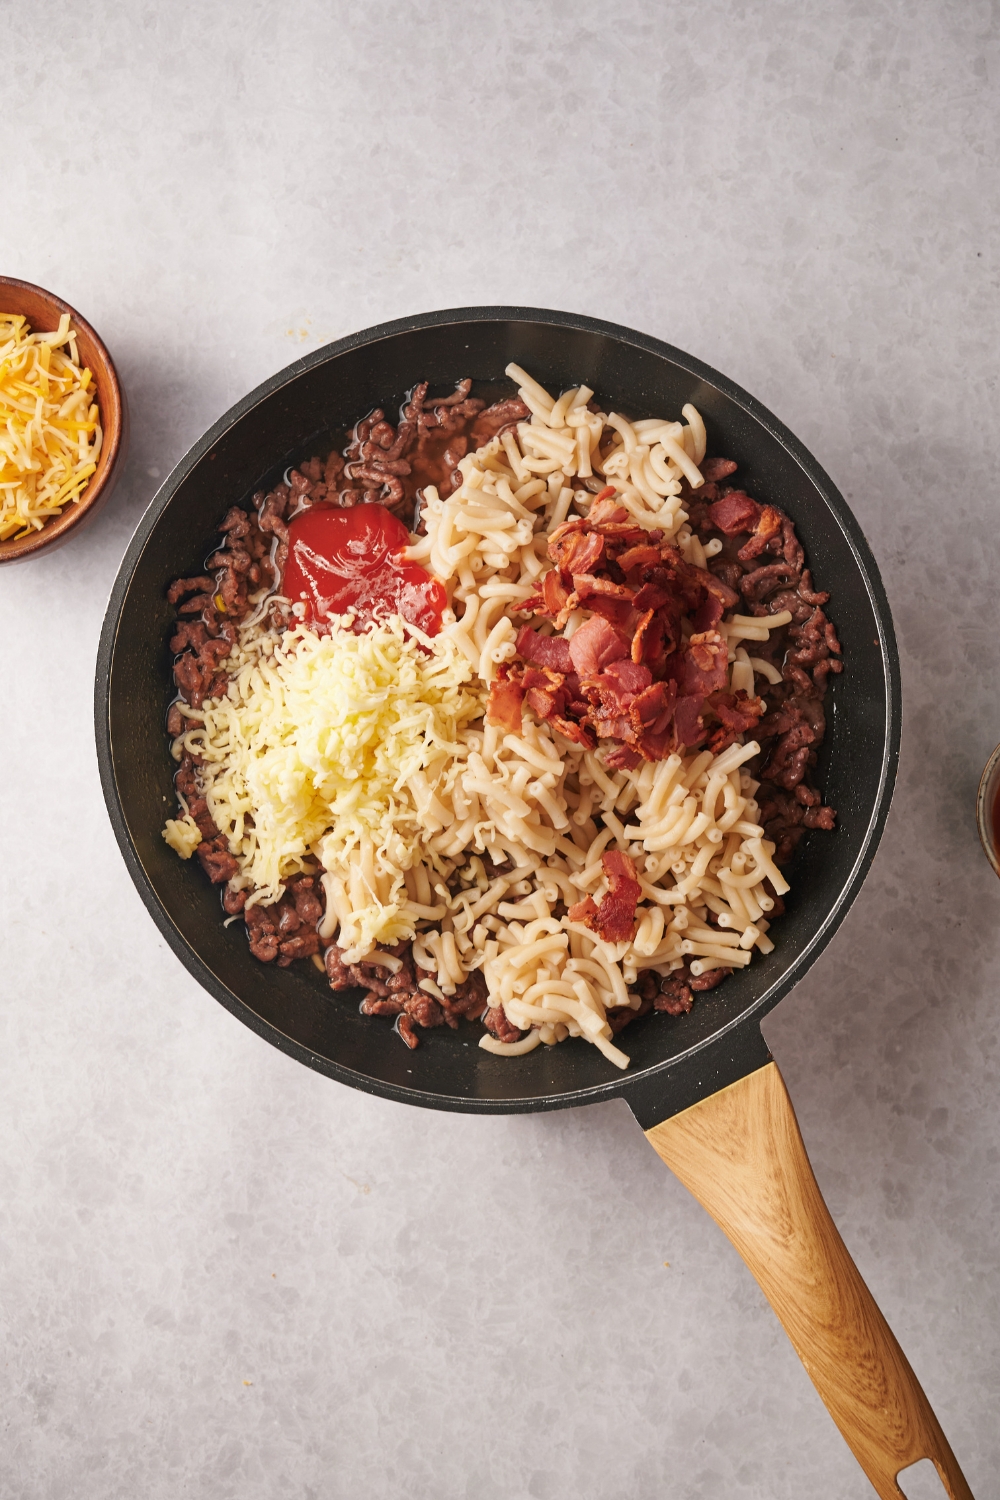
[4,3,998,1496]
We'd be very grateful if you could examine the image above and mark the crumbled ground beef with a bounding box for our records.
[242,875,324,967]
[482,1005,522,1044]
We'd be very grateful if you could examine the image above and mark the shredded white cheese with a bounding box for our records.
[171,616,485,959]
[0,313,102,540]
[162,815,202,858]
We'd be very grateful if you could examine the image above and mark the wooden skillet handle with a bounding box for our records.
[645,1062,973,1499]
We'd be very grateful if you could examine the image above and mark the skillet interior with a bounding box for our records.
[96,308,900,1113]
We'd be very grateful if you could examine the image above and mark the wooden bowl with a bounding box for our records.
[0,276,128,564]
[977,741,1000,879]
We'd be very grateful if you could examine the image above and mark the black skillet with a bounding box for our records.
[95,308,972,1498]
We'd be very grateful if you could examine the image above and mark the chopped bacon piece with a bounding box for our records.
[521,666,561,690]
[602,659,652,695]
[551,715,597,748]
[550,529,605,576]
[535,568,573,621]
[737,504,783,562]
[581,594,634,633]
[587,498,629,524]
[680,630,729,696]
[526,690,556,719]
[705,573,741,611]
[617,544,662,574]
[705,688,765,752]
[636,728,675,761]
[605,744,642,770]
[594,851,642,942]
[708,491,761,535]
[692,591,724,632]
[630,679,676,731]
[571,574,635,602]
[674,695,705,747]
[516,626,573,673]
[567,895,598,925]
[568,615,628,677]
[631,608,657,666]
[630,582,671,613]
[708,688,765,732]
[593,708,633,740]
[486,668,524,733]
[700,458,739,483]
[524,663,569,720]
[569,854,641,942]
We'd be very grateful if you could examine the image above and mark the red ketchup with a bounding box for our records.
[281,504,446,636]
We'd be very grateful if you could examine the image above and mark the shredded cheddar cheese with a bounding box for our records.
[0,312,102,540]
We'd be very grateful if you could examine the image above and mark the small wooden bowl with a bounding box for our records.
[977,741,1000,879]
[0,276,128,564]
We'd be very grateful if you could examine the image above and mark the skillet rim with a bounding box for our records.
[95,305,902,1115]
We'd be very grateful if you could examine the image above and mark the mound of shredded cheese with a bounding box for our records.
[0,312,102,540]
[171,616,485,958]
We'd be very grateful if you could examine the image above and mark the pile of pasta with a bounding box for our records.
[166,365,793,1070]
[0,313,102,540]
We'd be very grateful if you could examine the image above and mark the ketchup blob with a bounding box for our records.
[281,504,446,636]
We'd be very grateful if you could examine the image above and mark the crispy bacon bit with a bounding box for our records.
[568,616,628,677]
[569,574,633,605]
[567,894,598,925]
[630,678,675,731]
[705,688,765,752]
[737,504,783,561]
[673,695,705,747]
[551,715,597,748]
[587,497,629,524]
[516,625,573,673]
[537,568,573,622]
[680,631,729,696]
[605,744,642,770]
[601,659,652,695]
[486,667,524,733]
[550,528,606,577]
[593,850,642,942]
[618,544,662,574]
[523,664,569,721]
[708,492,761,535]
[691,590,724,632]
[700,458,738,483]
[568,854,642,944]
[709,688,765,732]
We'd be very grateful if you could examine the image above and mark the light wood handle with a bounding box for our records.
[645,1062,972,1499]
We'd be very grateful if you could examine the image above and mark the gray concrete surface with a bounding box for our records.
[3,2,998,1495]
